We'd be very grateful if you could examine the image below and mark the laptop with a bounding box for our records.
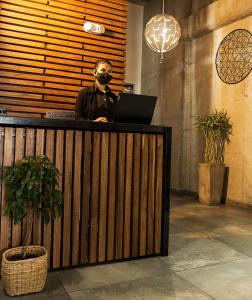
[113,93,157,124]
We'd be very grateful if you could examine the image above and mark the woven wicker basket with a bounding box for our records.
[1,245,48,296]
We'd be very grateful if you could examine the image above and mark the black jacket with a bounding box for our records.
[75,84,118,121]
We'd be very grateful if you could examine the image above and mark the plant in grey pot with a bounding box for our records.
[1,155,63,296]
[194,110,232,205]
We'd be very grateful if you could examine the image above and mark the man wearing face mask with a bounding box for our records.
[75,59,118,122]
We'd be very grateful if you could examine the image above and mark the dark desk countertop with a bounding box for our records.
[0,117,171,134]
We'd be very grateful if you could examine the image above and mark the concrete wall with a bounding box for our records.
[142,0,193,189]
[142,0,252,206]
[125,2,144,94]
[184,14,252,206]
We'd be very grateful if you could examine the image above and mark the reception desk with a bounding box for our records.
[0,117,171,269]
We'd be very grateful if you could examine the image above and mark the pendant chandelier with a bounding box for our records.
[144,0,181,63]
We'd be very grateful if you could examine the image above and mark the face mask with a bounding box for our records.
[96,72,112,85]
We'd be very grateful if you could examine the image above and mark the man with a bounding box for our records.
[75,59,118,122]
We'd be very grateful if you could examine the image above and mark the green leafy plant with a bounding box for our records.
[194,110,232,164]
[3,155,63,257]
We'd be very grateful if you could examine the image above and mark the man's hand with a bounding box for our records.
[94,117,108,123]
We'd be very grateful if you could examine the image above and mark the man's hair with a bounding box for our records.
[94,59,112,71]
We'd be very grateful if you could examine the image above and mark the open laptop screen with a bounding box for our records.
[113,93,157,124]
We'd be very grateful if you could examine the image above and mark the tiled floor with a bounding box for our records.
[1,194,252,299]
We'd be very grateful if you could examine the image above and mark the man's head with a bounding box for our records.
[93,59,113,85]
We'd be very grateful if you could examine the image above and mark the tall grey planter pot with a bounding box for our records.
[198,163,225,205]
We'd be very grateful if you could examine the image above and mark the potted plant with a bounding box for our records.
[1,155,63,296]
[194,110,232,205]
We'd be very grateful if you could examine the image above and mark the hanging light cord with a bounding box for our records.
[160,0,165,63]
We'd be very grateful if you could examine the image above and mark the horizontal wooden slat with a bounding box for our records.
[44,82,80,91]
[47,31,126,46]
[50,1,127,18]
[47,12,87,26]
[0,84,77,97]
[1,3,48,17]
[84,51,125,62]
[1,9,83,31]
[107,0,128,5]
[44,95,76,104]
[44,69,83,79]
[46,56,125,73]
[7,112,42,118]
[0,104,68,114]
[0,98,75,109]
[0,21,46,36]
[0,71,81,85]
[0,91,42,100]
[0,78,43,87]
[0,61,44,74]
[45,56,85,67]
[87,0,128,11]
[49,1,86,17]
[84,2,127,18]
[0,49,44,61]
[86,8,127,23]
[58,0,128,9]
[2,0,82,17]
[0,29,83,49]
[46,44,84,55]
[0,36,45,49]
[50,0,89,8]
[0,56,81,73]
[0,43,82,60]
[22,0,48,3]
[84,45,124,57]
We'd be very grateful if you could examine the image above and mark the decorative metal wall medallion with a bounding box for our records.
[215,29,252,84]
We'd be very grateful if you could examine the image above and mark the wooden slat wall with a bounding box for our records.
[0,127,163,269]
[0,0,127,118]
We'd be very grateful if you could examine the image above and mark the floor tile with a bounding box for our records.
[69,271,214,300]
[171,203,252,232]
[56,257,169,293]
[0,272,70,300]
[169,222,189,234]
[177,257,252,300]
[162,231,248,271]
[203,223,252,257]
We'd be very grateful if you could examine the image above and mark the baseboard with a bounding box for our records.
[227,199,252,209]
[171,188,198,199]
[171,189,252,209]
[171,188,252,210]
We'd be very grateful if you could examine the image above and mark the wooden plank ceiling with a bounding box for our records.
[0,0,128,118]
